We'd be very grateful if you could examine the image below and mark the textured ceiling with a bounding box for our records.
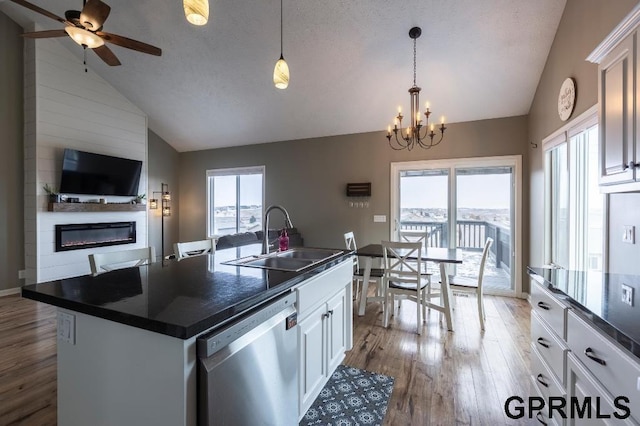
[1,0,567,152]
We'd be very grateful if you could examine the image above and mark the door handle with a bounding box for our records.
[536,411,547,425]
[584,347,606,366]
[536,374,549,388]
[536,337,550,348]
[537,301,550,311]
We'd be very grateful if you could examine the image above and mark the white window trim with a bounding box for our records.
[390,155,523,298]
[206,165,265,238]
[541,105,608,271]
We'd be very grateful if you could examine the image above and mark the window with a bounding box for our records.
[544,109,603,272]
[207,166,264,237]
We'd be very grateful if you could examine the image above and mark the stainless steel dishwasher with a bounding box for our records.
[197,292,298,426]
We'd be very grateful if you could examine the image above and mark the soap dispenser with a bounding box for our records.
[278,228,289,251]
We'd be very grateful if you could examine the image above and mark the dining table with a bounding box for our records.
[355,243,463,331]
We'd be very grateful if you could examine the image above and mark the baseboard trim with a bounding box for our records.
[0,287,21,297]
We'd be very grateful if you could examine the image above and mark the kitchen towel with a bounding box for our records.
[300,365,394,426]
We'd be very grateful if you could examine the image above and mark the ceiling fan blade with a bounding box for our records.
[21,29,69,39]
[96,32,162,56]
[10,0,68,24]
[79,0,111,31]
[93,45,121,66]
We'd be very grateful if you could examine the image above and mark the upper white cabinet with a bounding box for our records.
[588,4,640,192]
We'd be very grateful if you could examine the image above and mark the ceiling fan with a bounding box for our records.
[10,0,162,66]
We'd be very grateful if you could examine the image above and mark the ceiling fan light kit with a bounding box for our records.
[65,26,104,48]
[10,0,162,66]
[273,0,289,89]
[183,0,209,26]
[386,26,447,151]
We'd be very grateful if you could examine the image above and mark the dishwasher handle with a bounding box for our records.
[197,292,297,358]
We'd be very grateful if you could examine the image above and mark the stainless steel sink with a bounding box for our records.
[222,248,343,272]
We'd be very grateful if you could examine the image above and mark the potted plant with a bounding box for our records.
[43,184,60,203]
[134,194,146,204]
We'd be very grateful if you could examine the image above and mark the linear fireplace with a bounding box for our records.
[55,222,136,252]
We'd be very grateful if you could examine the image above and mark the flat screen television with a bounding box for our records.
[59,149,143,196]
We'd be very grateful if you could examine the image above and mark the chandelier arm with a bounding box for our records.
[390,132,411,150]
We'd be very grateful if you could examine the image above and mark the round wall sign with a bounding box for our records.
[558,78,576,121]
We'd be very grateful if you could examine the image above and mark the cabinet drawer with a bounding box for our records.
[531,279,568,340]
[296,260,352,318]
[529,378,562,426]
[566,353,639,425]
[532,310,568,385]
[531,345,566,401]
[567,310,640,411]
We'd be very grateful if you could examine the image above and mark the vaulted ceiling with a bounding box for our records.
[1,0,567,152]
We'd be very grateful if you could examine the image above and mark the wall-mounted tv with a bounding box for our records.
[59,149,143,197]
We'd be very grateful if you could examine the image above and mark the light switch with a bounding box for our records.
[622,225,635,244]
[373,215,387,223]
[622,284,634,307]
[57,311,76,344]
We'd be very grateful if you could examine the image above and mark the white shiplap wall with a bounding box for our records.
[24,38,149,283]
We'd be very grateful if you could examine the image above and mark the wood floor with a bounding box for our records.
[0,295,57,426]
[0,292,532,426]
[344,293,533,426]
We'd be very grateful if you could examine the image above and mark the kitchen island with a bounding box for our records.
[22,244,353,426]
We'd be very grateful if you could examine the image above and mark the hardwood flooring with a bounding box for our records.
[0,295,57,426]
[344,293,533,426]
[0,292,532,426]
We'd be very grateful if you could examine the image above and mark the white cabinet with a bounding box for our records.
[566,310,640,424]
[588,5,640,192]
[295,260,353,419]
[566,353,638,425]
[530,278,569,426]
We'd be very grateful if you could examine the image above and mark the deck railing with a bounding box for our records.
[399,220,511,272]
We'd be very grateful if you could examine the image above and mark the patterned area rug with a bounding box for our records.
[300,365,395,426]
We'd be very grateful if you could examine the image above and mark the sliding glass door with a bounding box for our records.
[391,156,521,296]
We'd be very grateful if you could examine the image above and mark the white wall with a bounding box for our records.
[24,37,149,283]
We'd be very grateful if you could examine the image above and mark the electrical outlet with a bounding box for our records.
[622,225,635,244]
[57,312,76,344]
[18,270,26,279]
[622,284,634,307]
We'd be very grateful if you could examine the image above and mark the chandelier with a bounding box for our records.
[386,27,446,150]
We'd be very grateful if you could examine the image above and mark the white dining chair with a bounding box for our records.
[381,240,430,335]
[398,229,433,299]
[445,237,493,330]
[173,238,216,261]
[88,246,156,276]
[344,231,384,304]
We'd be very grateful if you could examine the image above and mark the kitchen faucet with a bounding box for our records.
[262,205,294,254]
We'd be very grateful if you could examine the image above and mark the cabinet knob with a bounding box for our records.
[629,161,639,169]
[584,347,607,366]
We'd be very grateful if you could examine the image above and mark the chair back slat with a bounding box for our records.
[174,239,216,261]
[89,247,156,276]
[344,231,359,270]
[477,237,494,290]
[382,241,422,285]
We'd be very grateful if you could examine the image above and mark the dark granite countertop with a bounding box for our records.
[22,245,352,340]
[528,267,640,359]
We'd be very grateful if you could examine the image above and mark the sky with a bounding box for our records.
[401,172,512,209]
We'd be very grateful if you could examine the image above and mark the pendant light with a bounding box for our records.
[273,0,289,89]
[183,0,209,26]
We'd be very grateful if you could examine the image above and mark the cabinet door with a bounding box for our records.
[599,34,635,186]
[298,303,327,415]
[326,289,347,374]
